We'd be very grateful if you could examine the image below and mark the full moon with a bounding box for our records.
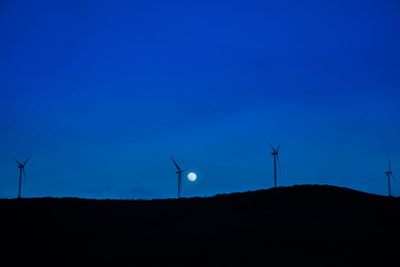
[187,172,197,182]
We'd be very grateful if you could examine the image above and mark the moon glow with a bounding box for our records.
[187,172,197,182]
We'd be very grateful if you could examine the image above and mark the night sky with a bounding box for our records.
[1,0,399,199]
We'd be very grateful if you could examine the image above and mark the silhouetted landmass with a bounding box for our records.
[1,185,400,266]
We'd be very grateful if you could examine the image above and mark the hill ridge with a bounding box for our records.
[1,184,400,266]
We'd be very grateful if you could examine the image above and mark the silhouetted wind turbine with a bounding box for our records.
[171,157,185,199]
[12,155,31,199]
[385,160,395,197]
[270,144,281,188]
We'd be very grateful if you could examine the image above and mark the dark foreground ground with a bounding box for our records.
[1,185,400,266]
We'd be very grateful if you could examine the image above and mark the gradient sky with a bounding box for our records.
[1,0,399,199]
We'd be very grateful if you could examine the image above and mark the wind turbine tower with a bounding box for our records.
[171,157,185,199]
[12,155,31,199]
[270,144,281,188]
[385,161,395,197]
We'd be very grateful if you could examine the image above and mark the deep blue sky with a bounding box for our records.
[1,0,399,199]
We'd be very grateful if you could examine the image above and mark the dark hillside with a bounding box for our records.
[1,185,400,266]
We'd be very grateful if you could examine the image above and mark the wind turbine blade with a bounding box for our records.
[171,157,182,172]
[12,157,23,166]
[392,171,396,182]
[23,168,28,186]
[277,155,282,176]
[276,144,281,153]
[23,155,31,166]
[269,144,274,150]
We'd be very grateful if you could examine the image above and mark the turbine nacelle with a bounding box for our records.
[385,161,395,179]
[269,144,280,155]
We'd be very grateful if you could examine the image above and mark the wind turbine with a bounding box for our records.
[171,157,185,199]
[269,144,281,188]
[12,155,31,199]
[385,160,395,197]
